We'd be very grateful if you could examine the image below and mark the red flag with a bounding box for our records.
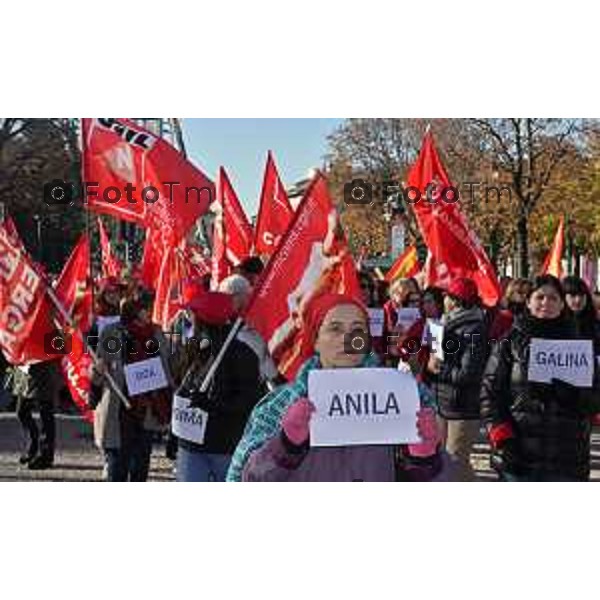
[244,173,360,380]
[385,245,421,282]
[253,151,294,256]
[408,131,501,306]
[81,118,214,246]
[211,167,254,286]
[152,243,186,329]
[0,222,53,364]
[540,216,565,278]
[60,328,94,423]
[55,234,92,327]
[97,218,123,279]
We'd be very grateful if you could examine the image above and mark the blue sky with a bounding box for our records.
[182,118,343,217]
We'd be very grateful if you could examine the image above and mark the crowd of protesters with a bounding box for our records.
[4,255,600,482]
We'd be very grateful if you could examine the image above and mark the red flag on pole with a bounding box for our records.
[97,218,123,279]
[211,167,254,287]
[0,222,54,364]
[243,173,360,380]
[409,131,501,306]
[540,216,565,278]
[253,151,294,257]
[81,118,214,247]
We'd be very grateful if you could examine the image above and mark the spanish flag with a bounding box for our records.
[540,216,565,278]
[385,245,421,282]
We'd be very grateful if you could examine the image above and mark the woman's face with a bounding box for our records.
[423,294,441,318]
[527,285,564,320]
[566,292,587,314]
[104,288,120,307]
[391,282,414,307]
[314,304,369,369]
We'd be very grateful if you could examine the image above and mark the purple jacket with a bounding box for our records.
[242,434,442,482]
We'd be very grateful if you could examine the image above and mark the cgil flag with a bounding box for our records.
[97,217,123,280]
[81,118,214,248]
[253,151,294,257]
[211,167,254,287]
[409,131,501,306]
[243,173,360,380]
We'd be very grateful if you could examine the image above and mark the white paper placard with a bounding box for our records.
[97,315,121,337]
[308,368,420,447]
[171,394,208,444]
[367,308,385,337]
[124,356,169,396]
[425,319,444,360]
[527,338,594,388]
[396,307,421,331]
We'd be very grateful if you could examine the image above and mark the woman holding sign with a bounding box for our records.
[481,275,600,482]
[227,293,442,482]
[91,294,174,482]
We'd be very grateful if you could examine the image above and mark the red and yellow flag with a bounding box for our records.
[385,245,421,282]
[540,216,565,278]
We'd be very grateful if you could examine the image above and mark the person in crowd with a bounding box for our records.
[481,275,600,481]
[218,274,252,314]
[383,278,421,365]
[358,271,376,307]
[227,293,443,482]
[87,277,123,352]
[422,287,445,321]
[593,291,600,321]
[562,276,600,346]
[12,359,60,469]
[174,292,265,481]
[424,277,487,481]
[234,256,265,288]
[373,279,389,309]
[90,292,174,482]
[502,278,532,317]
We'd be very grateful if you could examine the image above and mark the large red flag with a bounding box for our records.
[211,167,253,286]
[81,118,214,247]
[244,173,360,380]
[0,222,53,364]
[253,151,294,256]
[409,131,501,306]
[97,218,123,279]
[540,216,565,278]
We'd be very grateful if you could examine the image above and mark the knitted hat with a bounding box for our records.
[188,292,236,325]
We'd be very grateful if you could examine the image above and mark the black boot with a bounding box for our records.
[28,451,54,470]
[19,445,38,465]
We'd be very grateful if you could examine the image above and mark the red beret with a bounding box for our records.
[188,292,235,325]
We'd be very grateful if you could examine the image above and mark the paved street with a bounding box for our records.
[2,412,600,481]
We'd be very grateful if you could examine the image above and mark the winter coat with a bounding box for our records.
[228,354,443,482]
[426,306,488,420]
[480,314,600,480]
[175,332,265,456]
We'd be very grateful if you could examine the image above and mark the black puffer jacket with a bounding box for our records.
[175,326,266,455]
[427,306,488,420]
[481,314,600,480]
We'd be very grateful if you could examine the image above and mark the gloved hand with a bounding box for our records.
[188,389,213,412]
[490,437,520,475]
[282,398,315,446]
[407,407,438,458]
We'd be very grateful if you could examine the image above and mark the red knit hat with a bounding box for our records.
[447,277,479,305]
[188,292,236,325]
[300,292,368,358]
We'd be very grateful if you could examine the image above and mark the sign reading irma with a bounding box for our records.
[171,394,208,444]
[124,356,168,397]
[308,368,420,447]
[527,338,594,388]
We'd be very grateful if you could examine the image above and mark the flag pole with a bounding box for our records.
[199,316,243,393]
[45,284,132,410]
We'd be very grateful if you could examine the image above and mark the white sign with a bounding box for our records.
[527,338,594,388]
[124,356,169,396]
[308,368,420,447]
[171,394,208,444]
[396,307,421,331]
[367,308,385,337]
[424,319,444,360]
[97,315,120,337]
